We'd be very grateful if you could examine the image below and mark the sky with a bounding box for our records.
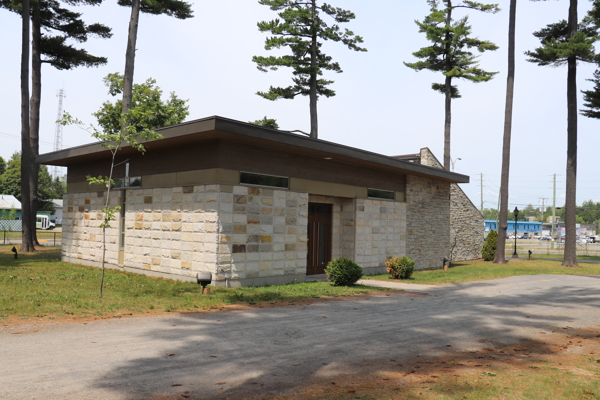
[1,0,600,214]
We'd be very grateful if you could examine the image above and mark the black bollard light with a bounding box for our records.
[196,272,212,294]
[11,246,17,259]
[528,250,532,260]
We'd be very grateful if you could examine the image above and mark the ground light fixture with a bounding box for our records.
[513,207,519,258]
[196,272,212,294]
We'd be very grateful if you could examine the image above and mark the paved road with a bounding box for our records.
[1,275,599,400]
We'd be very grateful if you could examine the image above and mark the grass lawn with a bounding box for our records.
[2,230,61,240]
[366,259,600,285]
[0,246,387,321]
[528,254,600,261]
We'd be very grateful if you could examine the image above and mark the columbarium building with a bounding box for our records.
[38,116,482,287]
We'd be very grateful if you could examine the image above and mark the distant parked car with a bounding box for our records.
[540,236,552,241]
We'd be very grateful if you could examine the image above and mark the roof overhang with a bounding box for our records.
[37,116,470,184]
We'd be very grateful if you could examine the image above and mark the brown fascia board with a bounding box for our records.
[36,115,469,184]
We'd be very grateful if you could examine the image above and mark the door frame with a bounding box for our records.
[307,203,333,275]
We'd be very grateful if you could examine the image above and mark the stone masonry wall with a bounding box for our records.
[450,185,484,261]
[406,176,451,270]
[355,199,406,270]
[62,184,309,286]
[218,185,309,285]
[419,148,484,262]
[122,185,220,278]
[62,191,122,266]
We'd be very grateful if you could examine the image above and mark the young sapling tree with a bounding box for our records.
[60,112,161,297]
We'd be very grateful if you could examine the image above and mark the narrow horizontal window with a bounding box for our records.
[113,177,142,189]
[240,172,289,189]
[368,188,395,200]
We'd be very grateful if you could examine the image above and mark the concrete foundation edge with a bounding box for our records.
[61,256,389,287]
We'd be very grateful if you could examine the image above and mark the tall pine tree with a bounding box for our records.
[493,0,517,265]
[582,1,600,119]
[2,0,112,247]
[525,1,597,267]
[118,0,192,137]
[252,0,366,139]
[405,0,499,170]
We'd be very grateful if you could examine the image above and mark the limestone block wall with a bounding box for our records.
[61,191,122,265]
[406,176,451,270]
[450,184,484,261]
[122,185,219,278]
[220,186,309,284]
[355,199,407,270]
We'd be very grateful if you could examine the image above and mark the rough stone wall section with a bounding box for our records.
[221,185,309,283]
[419,148,484,261]
[406,176,451,270]
[355,199,406,270]
[450,184,484,261]
[62,191,121,266]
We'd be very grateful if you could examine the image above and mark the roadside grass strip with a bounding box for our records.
[0,246,389,321]
[366,259,600,285]
[2,230,60,240]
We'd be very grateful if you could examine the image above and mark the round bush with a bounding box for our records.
[482,230,497,261]
[385,257,415,279]
[325,258,363,286]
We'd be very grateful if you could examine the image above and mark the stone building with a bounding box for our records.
[394,148,484,262]
[38,116,471,286]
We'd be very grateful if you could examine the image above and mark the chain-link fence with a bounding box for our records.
[0,220,21,232]
[2,230,61,246]
[506,239,600,257]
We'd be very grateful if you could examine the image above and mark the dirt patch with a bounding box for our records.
[0,291,411,333]
[145,326,600,400]
[253,327,600,400]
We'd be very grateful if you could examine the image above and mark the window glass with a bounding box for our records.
[112,177,141,189]
[368,188,395,200]
[240,172,289,189]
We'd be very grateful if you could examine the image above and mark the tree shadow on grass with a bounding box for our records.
[75,275,600,399]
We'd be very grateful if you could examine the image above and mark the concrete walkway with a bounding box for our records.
[358,278,440,291]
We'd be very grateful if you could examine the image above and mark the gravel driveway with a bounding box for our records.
[1,274,599,400]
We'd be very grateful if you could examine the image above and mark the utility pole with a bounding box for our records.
[52,89,65,178]
[539,196,547,236]
[480,173,484,212]
[552,173,556,239]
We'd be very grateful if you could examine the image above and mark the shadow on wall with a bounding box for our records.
[90,276,600,399]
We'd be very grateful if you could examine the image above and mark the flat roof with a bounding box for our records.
[37,116,469,184]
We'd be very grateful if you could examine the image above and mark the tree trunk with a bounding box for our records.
[443,1,453,171]
[493,0,517,264]
[100,152,117,298]
[444,75,452,171]
[122,0,141,124]
[309,0,318,138]
[563,0,578,267]
[30,0,42,246]
[20,0,34,252]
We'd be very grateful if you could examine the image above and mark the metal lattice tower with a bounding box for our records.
[52,89,66,177]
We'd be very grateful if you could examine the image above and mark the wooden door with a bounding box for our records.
[307,203,332,275]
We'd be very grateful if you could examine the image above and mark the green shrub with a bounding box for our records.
[385,257,415,279]
[325,258,363,286]
[482,230,497,261]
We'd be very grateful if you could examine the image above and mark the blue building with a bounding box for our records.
[484,220,541,235]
